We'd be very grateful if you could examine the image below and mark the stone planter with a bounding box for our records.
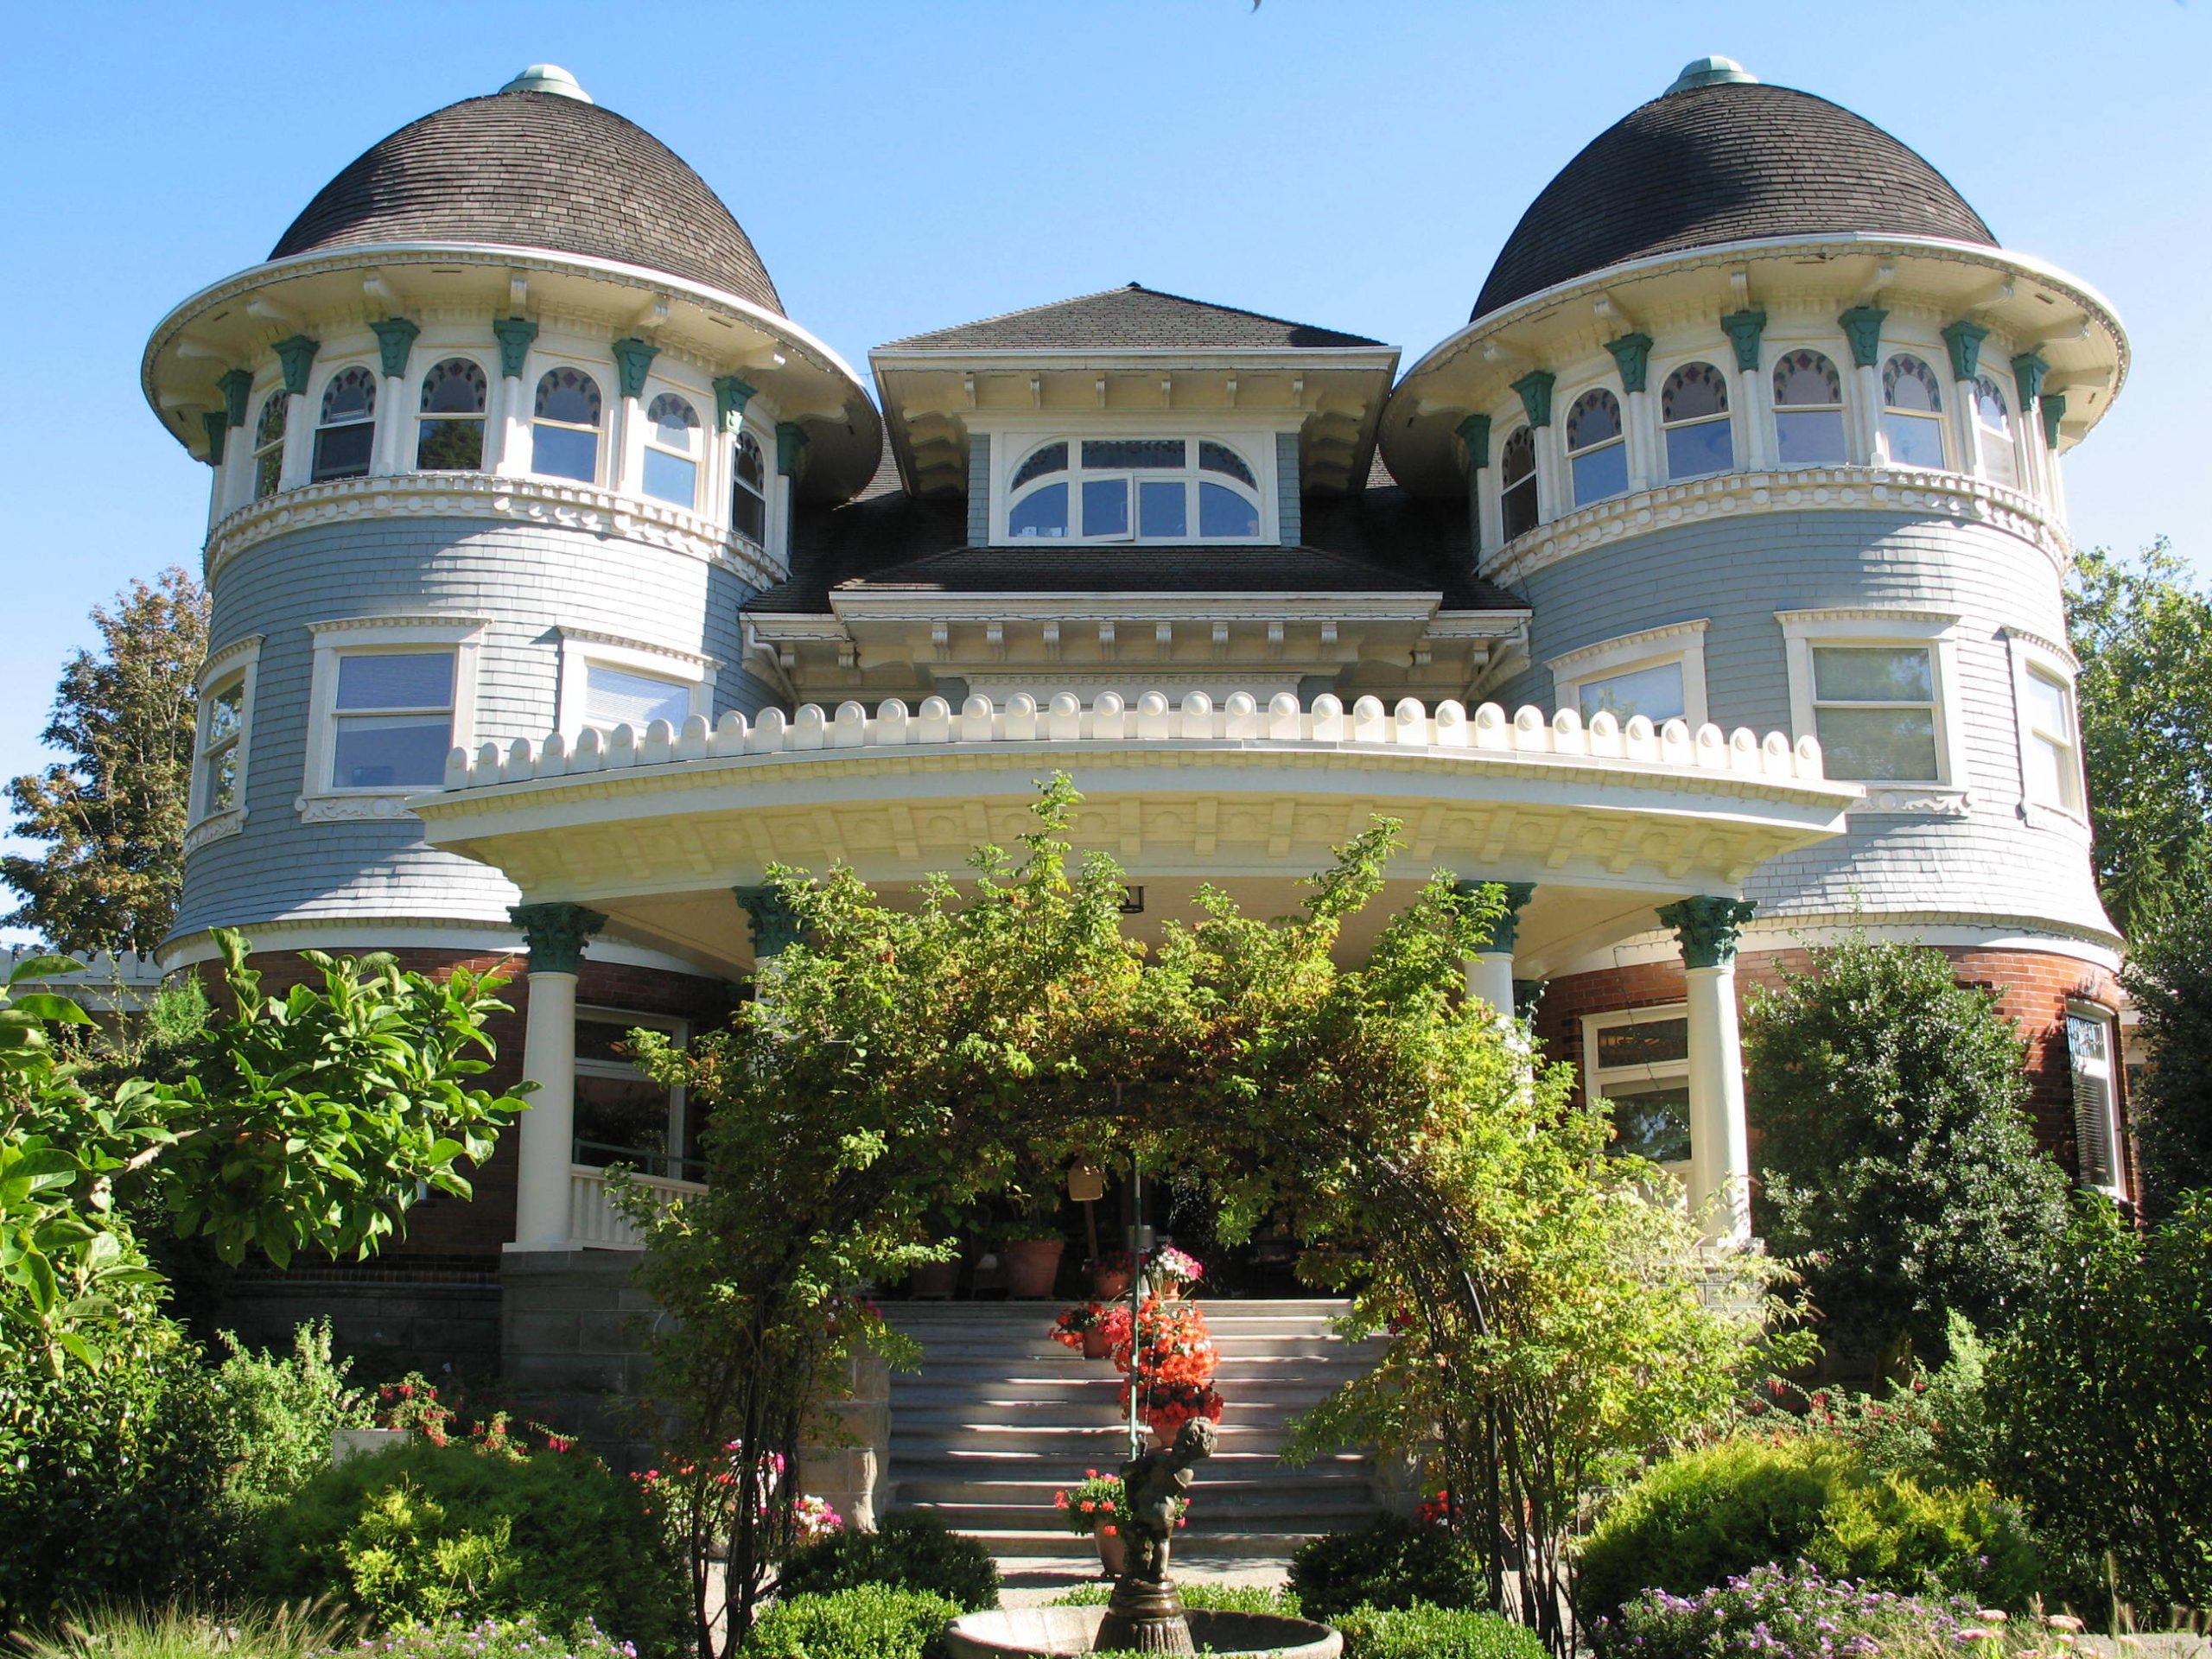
[1093,1522,1126,1577]
[909,1258,961,1300]
[1001,1237,1065,1299]
[332,1427,410,1464]
[945,1606,1339,1658]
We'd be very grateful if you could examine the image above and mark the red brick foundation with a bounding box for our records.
[1535,945,2133,1202]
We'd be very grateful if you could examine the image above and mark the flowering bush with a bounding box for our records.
[1122,1375,1225,1440]
[1414,1489,1455,1529]
[328,1615,639,1659]
[1149,1244,1204,1292]
[1105,1297,1225,1437]
[1051,1468,1188,1537]
[1049,1302,1113,1351]
[1596,1562,2063,1659]
[374,1375,458,1440]
[631,1440,836,1557]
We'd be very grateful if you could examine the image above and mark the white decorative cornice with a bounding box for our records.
[204,472,782,592]
[2000,623,2081,671]
[1773,606,1962,629]
[182,806,247,854]
[555,626,721,671]
[1855,785,1972,817]
[1547,618,1708,678]
[196,632,264,689]
[296,792,419,823]
[1487,466,2069,588]
[308,612,493,637]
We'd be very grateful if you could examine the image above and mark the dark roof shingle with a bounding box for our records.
[1474,79,1994,320]
[272,90,784,315]
[880,283,1385,353]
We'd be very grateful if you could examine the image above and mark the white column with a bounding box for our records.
[614,392,641,493]
[1662,896,1755,1243]
[512,967,580,1251]
[1623,388,1655,493]
[373,373,406,474]
[1458,880,1534,1020]
[493,373,530,476]
[1951,378,1984,475]
[278,390,312,489]
[1850,364,1882,465]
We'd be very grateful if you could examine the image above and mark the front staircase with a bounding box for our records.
[885,1300,1387,1560]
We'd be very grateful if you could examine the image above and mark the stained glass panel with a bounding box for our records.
[1082,439,1184,470]
[535,368,601,427]
[1661,362,1727,422]
[1566,389,1620,451]
[421,359,487,414]
[1198,442,1256,485]
[1883,355,1942,412]
[1011,442,1067,490]
[1773,350,1842,408]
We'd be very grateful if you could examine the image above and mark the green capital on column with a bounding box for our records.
[371,317,421,379]
[493,317,539,378]
[1455,879,1537,954]
[611,336,661,399]
[1455,411,1491,472]
[509,902,607,975]
[775,421,810,478]
[1658,896,1757,969]
[273,334,321,396]
[1836,306,1888,370]
[2010,352,2049,416]
[2040,391,2066,449]
[735,885,804,958]
[1510,370,1555,429]
[715,374,758,433]
[219,367,254,427]
[1605,332,1655,395]
[1941,320,1987,383]
[1719,309,1767,373]
[201,411,229,466]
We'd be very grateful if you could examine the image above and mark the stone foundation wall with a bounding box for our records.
[205,1268,503,1382]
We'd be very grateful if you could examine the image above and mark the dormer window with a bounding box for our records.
[1005,437,1262,543]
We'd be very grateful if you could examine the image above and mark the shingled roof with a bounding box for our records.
[271,86,785,315]
[880,283,1387,353]
[1473,76,1995,321]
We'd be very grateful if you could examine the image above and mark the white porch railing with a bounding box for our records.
[568,1164,707,1249]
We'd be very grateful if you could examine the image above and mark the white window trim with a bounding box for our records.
[1497,423,1541,543]
[1874,350,1953,472]
[556,627,718,735]
[309,360,382,484]
[2002,626,2088,831]
[1562,384,1630,509]
[298,614,487,821]
[1768,342,1853,470]
[527,359,609,489]
[185,633,264,849]
[984,423,1284,546]
[574,1006,692,1180]
[412,353,495,476]
[728,421,772,552]
[1776,607,1967,810]
[1581,1003,1693,1176]
[2066,1001,2125,1197]
[634,382,707,513]
[1652,354,1740,483]
[1548,619,1710,728]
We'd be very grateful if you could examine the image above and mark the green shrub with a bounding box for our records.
[10,1599,356,1659]
[1599,1560,2008,1659]
[738,1586,963,1659]
[1287,1515,1484,1621]
[1048,1581,1302,1615]
[775,1511,1000,1613]
[1574,1435,2037,1626]
[343,1615,637,1659]
[1336,1602,1549,1659]
[259,1433,683,1656]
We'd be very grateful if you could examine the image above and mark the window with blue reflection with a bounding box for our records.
[1662,362,1732,479]
[1567,388,1627,506]
[532,368,602,483]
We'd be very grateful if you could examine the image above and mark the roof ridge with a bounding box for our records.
[878,281,1387,351]
[876,283,1153,349]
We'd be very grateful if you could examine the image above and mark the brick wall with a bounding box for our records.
[1536,944,2133,1199]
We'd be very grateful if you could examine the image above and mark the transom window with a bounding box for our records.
[1880,354,1947,469]
[1661,362,1732,479]
[2022,667,2081,814]
[1005,437,1262,542]
[329,652,454,790]
[416,358,488,472]
[642,392,700,508]
[1566,388,1627,506]
[1499,426,1539,542]
[1810,645,1939,781]
[532,368,602,484]
[730,430,767,544]
[1974,376,2018,489]
[251,392,288,500]
[1585,1009,1692,1166]
[584,663,690,732]
[313,368,378,482]
[198,677,245,818]
[1773,349,1847,466]
[1577,662,1686,724]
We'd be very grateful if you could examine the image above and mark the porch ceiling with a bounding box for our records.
[411,692,1859,980]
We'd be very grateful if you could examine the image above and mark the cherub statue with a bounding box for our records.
[1118,1417,1217,1582]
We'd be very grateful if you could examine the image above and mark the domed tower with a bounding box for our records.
[139,67,881,1351]
[1383,59,2134,1198]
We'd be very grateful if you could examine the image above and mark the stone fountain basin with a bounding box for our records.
[944,1605,1340,1657]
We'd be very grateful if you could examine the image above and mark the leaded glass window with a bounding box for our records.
[1566,388,1627,506]
[1661,362,1732,479]
[252,392,288,500]
[532,368,602,483]
[1773,349,1847,466]
[1499,426,1538,542]
[312,367,377,482]
[1880,354,1947,469]
[1010,442,1067,490]
[1006,437,1262,542]
[730,429,767,544]
[1587,1010,1692,1166]
[1974,375,2018,489]
[642,391,701,508]
[416,358,488,472]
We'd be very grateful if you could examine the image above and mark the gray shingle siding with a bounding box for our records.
[1491,509,2110,939]
[967,435,991,546]
[180,518,762,938]
[1274,431,1301,547]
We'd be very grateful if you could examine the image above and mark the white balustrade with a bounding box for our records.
[567,1164,708,1249]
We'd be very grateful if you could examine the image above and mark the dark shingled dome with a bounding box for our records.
[271,85,784,316]
[1472,76,1994,321]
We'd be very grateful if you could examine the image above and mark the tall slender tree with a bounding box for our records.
[3,567,208,955]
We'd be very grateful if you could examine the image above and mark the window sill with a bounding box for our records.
[296,791,423,824]
[182,807,246,855]
[1847,784,1971,817]
[2019,798,2091,837]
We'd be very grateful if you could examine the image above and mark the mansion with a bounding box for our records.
[138,57,2132,1398]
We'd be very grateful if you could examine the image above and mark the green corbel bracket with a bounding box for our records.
[611,337,662,400]
[273,334,321,397]
[1719,310,1767,374]
[1836,306,1888,370]
[1942,320,1988,383]
[371,317,421,379]
[1604,332,1654,395]
[1510,370,1554,429]
[493,317,539,378]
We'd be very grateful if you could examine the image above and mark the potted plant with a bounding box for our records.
[1001,1215,1066,1299]
[1147,1243,1205,1300]
[1089,1249,1135,1300]
[1050,1301,1116,1361]
[1053,1469,1187,1577]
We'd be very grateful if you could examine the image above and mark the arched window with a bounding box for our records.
[1974,376,2018,489]
[730,429,767,544]
[641,392,701,508]
[1566,388,1627,506]
[1661,362,1732,479]
[312,367,377,482]
[1499,426,1538,542]
[532,368,602,483]
[416,358,488,472]
[1772,349,1847,466]
[1880,354,1946,469]
[251,391,288,500]
[1004,438,1261,541]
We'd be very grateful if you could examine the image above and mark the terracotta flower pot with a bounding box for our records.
[1093,1268,1132,1300]
[1081,1326,1114,1361]
[1002,1236,1065,1299]
[1094,1522,1127,1577]
[909,1259,961,1300]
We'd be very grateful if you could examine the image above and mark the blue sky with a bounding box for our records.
[1,0,2206,933]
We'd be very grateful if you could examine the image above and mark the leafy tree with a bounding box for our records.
[1988,1192,2212,1614]
[2119,893,2212,1215]
[1746,933,2070,1373]
[2065,541,2212,936]
[3,567,208,955]
[625,775,1790,1656]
